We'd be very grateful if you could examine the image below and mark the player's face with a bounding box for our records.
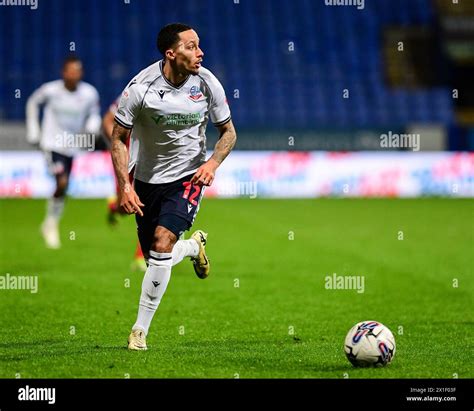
[173,30,204,75]
[62,62,83,89]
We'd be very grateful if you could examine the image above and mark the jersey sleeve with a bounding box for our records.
[207,74,231,126]
[108,96,121,115]
[114,79,143,129]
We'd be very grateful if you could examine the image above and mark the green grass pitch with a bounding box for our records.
[0,198,472,378]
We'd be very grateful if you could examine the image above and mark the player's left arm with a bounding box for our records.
[25,83,49,145]
[84,88,102,135]
[191,119,237,187]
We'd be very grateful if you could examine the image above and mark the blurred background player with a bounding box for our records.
[102,97,146,271]
[26,56,101,249]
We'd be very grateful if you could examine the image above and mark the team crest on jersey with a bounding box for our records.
[188,85,203,101]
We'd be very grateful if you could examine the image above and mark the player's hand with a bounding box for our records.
[191,159,218,187]
[26,135,40,150]
[120,184,144,216]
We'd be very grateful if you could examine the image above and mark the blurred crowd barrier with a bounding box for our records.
[1,151,472,198]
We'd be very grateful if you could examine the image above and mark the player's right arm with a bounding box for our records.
[110,122,144,216]
[102,98,122,142]
[25,83,49,145]
[111,79,144,216]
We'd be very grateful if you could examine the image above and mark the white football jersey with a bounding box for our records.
[115,60,231,184]
[26,80,101,156]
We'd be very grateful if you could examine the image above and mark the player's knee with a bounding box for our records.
[54,188,67,198]
[55,175,69,196]
[152,239,174,253]
[151,227,177,253]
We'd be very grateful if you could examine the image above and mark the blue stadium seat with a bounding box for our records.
[0,0,453,128]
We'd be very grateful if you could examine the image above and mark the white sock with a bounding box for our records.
[171,239,199,266]
[132,251,172,335]
[46,197,65,222]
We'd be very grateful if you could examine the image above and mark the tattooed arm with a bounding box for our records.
[110,121,144,216]
[191,119,237,186]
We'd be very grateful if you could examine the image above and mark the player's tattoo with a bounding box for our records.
[110,121,131,191]
[210,120,237,165]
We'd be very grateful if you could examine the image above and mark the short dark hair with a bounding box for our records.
[156,23,193,56]
[62,55,82,69]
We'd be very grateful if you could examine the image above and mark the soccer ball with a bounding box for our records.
[344,320,396,367]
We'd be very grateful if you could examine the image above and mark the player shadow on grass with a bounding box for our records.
[0,341,129,360]
[0,340,61,349]
[145,339,354,373]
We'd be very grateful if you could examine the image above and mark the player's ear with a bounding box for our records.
[165,49,175,61]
